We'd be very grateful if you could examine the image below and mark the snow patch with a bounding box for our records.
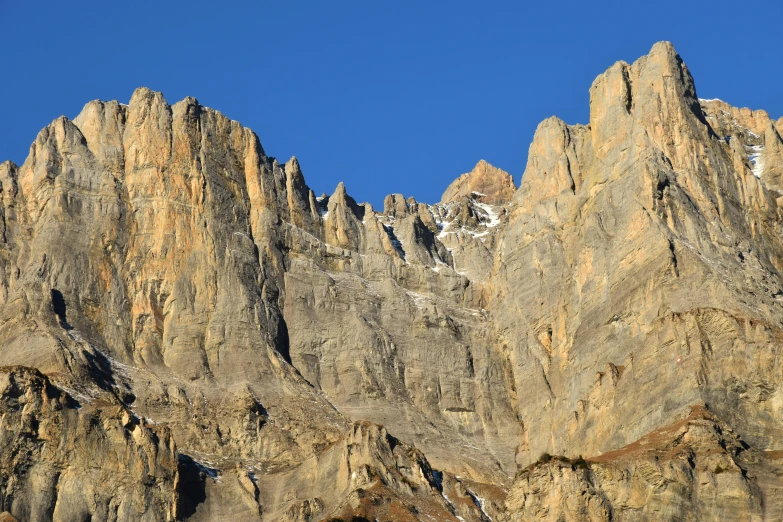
[747,145,765,178]
[185,455,220,481]
[473,201,501,228]
[432,199,503,242]
[405,289,429,308]
[431,259,450,273]
[316,196,329,219]
[95,348,136,380]
[466,488,493,521]
[436,222,451,240]
[56,385,96,407]
[441,492,467,522]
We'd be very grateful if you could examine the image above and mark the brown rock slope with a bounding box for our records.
[0,41,780,520]
[506,406,772,521]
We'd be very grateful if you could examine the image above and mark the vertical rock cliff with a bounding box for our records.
[0,42,780,520]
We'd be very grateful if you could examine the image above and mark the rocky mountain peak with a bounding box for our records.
[285,155,301,175]
[0,161,17,178]
[441,159,516,205]
[0,42,780,521]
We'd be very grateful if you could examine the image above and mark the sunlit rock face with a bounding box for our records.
[0,42,780,521]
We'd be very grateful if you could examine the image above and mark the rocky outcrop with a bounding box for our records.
[506,405,778,521]
[441,159,516,205]
[0,41,781,520]
[0,366,178,521]
[489,42,783,470]
[259,421,454,521]
[700,97,783,191]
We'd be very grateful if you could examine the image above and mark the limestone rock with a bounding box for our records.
[0,42,781,521]
[490,41,783,471]
[441,159,516,205]
[700,98,783,190]
[505,406,772,521]
[0,366,178,521]
[259,421,459,521]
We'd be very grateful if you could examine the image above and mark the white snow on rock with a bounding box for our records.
[441,492,467,522]
[747,145,765,178]
[473,201,501,228]
[466,488,494,521]
[315,197,329,218]
[405,289,429,308]
[436,222,451,240]
[431,259,449,273]
[430,198,503,242]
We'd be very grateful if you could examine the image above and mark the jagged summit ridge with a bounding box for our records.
[0,42,780,521]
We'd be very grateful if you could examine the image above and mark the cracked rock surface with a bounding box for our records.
[0,42,781,520]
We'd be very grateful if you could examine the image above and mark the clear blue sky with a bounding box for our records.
[1,1,780,208]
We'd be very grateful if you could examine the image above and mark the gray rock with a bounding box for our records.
[0,42,781,521]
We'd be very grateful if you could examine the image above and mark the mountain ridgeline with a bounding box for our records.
[0,42,781,521]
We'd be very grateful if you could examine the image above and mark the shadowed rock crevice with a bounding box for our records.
[275,315,293,365]
[176,454,209,518]
[50,289,71,329]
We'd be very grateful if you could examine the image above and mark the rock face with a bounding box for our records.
[506,406,771,521]
[492,41,783,467]
[0,42,781,521]
[441,159,516,205]
[0,367,178,521]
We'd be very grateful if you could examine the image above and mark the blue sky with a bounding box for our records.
[1,1,780,208]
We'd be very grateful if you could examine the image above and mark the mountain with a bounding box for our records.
[0,41,781,521]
